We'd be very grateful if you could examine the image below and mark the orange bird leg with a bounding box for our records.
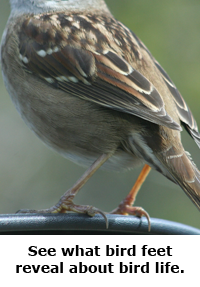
[111,164,152,231]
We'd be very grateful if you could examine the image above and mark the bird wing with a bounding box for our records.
[18,12,200,135]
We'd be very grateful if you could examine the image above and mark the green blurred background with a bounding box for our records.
[0,0,200,229]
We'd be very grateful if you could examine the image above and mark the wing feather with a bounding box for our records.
[154,60,200,146]
[18,13,194,133]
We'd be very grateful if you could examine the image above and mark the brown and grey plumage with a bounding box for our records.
[1,0,200,229]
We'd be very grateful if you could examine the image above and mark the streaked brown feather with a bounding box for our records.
[157,146,200,209]
[18,12,181,130]
[154,60,200,147]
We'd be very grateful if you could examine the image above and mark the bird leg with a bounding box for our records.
[17,153,111,226]
[17,157,151,230]
[110,164,151,231]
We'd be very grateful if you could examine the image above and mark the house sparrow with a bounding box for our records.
[1,0,200,230]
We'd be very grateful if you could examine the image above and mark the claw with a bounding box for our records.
[111,204,151,231]
[91,208,109,228]
[60,203,109,229]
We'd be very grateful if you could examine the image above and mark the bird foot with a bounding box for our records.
[110,202,151,231]
[16,198,109,228]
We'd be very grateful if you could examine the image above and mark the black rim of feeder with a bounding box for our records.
[0,213,199,235]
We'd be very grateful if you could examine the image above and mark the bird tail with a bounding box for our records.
[156,146,200,210]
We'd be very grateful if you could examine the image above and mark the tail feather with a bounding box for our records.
[129,132,200,209]
[158,146,200,210]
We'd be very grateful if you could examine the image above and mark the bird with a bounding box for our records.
[1,0,200,231]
